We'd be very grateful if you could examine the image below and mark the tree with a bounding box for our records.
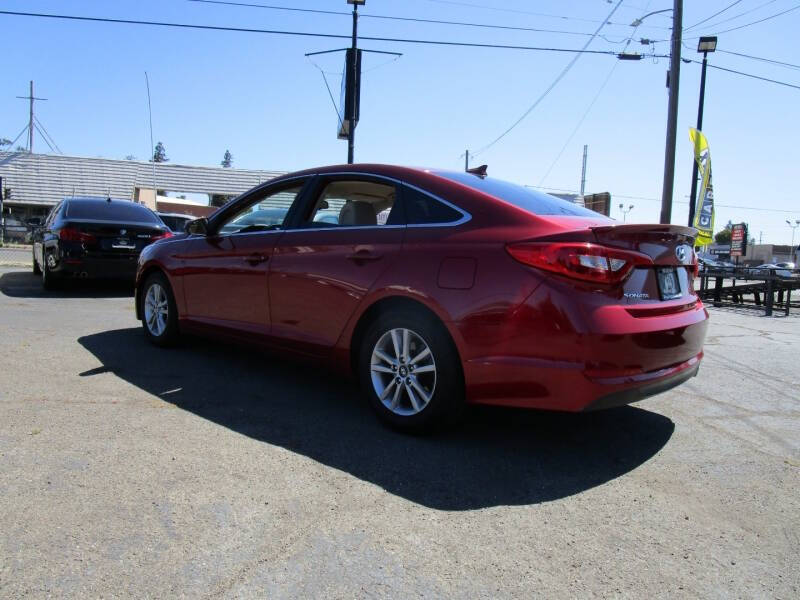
[152,142,168,163]
[124,154,137,161]
[0,138,11,148]
[221,150,233,168]
[714,229,731,244]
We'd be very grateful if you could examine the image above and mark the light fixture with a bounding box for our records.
[697,36,718,53]
[347,0,366,4]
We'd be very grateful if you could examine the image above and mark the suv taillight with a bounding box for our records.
[506,242,653,285]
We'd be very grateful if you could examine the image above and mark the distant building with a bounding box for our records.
[0,151,284,220]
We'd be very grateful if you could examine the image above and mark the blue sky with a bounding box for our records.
[2,0,799,245]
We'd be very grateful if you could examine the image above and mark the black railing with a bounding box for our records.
[698,267,800,316]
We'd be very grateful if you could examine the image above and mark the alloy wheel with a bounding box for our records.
[370,327,437,416]
[144,283,169,337]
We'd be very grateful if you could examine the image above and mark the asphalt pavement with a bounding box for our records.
[0,267,797,598]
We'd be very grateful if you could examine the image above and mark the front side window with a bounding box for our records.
[305,180,400,228]
[218,185,303,234]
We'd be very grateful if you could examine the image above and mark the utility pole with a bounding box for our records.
[659,0,682,224]
[465,149,470,171]
[580,144,588,196]
[16,80,47,153]
[347,1,361,164]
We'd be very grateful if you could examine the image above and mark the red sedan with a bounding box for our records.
[135,164,708,432]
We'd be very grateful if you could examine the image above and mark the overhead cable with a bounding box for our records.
[0,10,656,56]
[684,0,744,31]
[470,0,625,158]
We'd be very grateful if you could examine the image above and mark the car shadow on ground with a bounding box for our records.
[0,270,134,299]
[78,328,675,511]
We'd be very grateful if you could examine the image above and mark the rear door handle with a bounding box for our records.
[346,250,383,263]
[244,253,268,265]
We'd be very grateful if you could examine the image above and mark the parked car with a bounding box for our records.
[156,212,195,233]
[753,263,795,278]
[2,216,30,243]
[33,197,172,289]
[135,165,708,432]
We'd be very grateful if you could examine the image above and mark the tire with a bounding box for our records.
[358,309,464,433]
[140,272,180,347]
[41,251,59,290]
[32,248,42,275]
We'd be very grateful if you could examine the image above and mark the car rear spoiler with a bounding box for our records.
[591,223,697,240]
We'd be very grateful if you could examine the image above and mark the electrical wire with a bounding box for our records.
[692,60,800,91]
[684,0,744,31]
[417,0,671,28]
[688,0,778,29]
[716,49,800,71]
[537,2,654,187]
[704,3,800,36]
[0,10,656,56]
[470,0,625,158]
[188,0,633,41]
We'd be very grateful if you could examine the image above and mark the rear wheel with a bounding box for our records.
[41,251,59,290]
[358,309,463,433]
[141,272,179,347]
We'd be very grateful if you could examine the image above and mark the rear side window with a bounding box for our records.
[433,171,599,217]
[65,199,161,223]
[402,186,463,224]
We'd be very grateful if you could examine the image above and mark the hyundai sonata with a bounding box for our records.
[135,164,708,432]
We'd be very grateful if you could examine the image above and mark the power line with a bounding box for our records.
[417,0,672,28]
[189,0,633,41]
[691,59,800,91]
[705,3,800,36]
[684,0,744,31]
[0,10,653,56]
[689,0,779,29]
[470,0,625,158]
[716,49,800,71]
[537,3,653,187]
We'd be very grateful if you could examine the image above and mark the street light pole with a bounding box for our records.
[788,219,800,263]
[659,0,683,225]
[619,203,634,223]
[687,36,717,228]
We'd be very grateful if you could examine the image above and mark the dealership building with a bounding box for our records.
[0,151,285,221]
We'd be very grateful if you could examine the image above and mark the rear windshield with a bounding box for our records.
[433,171,600,217]
[65,199,161,223]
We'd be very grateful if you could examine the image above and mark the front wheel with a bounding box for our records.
[358,310,464,433]
[141,272,180,347]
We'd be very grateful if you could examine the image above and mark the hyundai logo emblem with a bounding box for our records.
[675,245,688,262]
[120,229,127,235]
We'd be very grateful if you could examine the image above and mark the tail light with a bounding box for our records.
[150,231,173,242]
[59,227,96,243]
[506,242,653,285]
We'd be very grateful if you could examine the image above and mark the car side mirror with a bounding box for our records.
[186,217,208,235]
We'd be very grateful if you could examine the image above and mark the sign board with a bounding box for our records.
[582,192,611,216]
[730,223,748,257]
[337,48,362,140]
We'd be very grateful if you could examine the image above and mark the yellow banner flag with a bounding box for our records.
[689,128,714,247]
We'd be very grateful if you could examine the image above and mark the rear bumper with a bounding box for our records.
[51,255,139,280]
[460,296,709,412]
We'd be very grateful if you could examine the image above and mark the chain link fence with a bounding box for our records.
[0,221,34,267]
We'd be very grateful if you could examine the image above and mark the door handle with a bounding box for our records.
[244,253,268,265]
[346,250,383,263]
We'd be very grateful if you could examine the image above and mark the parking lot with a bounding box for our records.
[1,265,798,598]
